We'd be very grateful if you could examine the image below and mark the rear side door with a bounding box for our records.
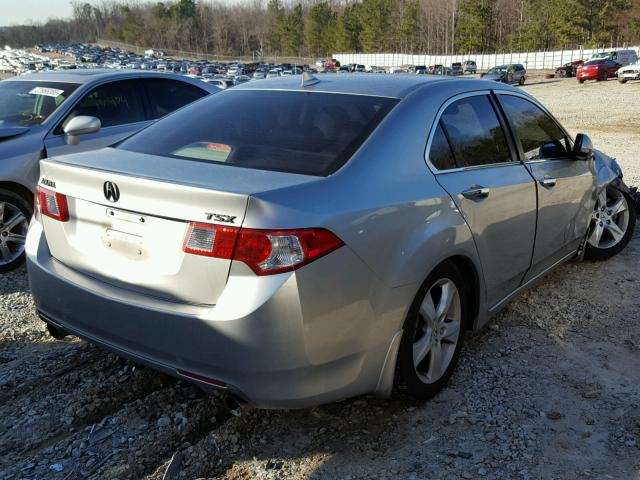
[496,92,594,282]
[427,92,537,307]
[44,79,152,156]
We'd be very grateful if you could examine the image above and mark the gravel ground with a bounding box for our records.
[1,77,639,480]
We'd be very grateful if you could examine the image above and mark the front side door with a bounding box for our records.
[44,79,152,157]
[496,92,594,282]
[427,93,537,307]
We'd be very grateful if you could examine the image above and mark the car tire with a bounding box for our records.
[619,77,628,84]
[601,71,608,81]
[395,261,468,400]
[579,79,585,84]
[519,76,525,85]
[584,186,636,261]
[0,189,32,273]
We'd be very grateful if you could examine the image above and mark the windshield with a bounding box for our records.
[584,60,604,66]
[119,90,398,176]
[487,67,506,74]
[0,81,79,127]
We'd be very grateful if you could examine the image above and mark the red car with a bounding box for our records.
[576,59,621,83]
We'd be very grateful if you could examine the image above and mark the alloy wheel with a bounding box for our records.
[588,188,629,250]
[0,202,28,266]
[412,279,462,384]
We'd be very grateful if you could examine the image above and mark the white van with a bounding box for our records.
[590,49,638,66]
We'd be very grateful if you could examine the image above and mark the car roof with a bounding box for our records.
[4,69,196,84]
[233,73,469,98]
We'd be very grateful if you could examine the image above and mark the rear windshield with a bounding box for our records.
[119,90,398,176]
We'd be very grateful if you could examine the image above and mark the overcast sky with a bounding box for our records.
[0,0,80,26]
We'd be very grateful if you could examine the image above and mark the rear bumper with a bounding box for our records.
[577,71,599,80]
[26,221,407,409]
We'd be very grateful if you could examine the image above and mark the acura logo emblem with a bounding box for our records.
[103,181,120,202]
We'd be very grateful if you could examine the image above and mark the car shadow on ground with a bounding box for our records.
[521,79,564,87]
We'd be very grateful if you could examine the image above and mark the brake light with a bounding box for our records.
[182,224,344,275]
[36,186,69,222]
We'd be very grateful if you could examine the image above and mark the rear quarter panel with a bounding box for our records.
[245,81,488,326]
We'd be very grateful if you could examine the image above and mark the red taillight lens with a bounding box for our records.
[36,186,69,222]
[183,223,344,275]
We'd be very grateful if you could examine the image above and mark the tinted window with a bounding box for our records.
[119,90,398,176]
[60,80,145,131]
[0,81,78,127]
[429,122,456,170]
[499,95,569,161]
[144,79,208,119]
[440,96,512,167]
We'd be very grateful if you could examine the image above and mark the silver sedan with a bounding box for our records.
[27,74,636,408]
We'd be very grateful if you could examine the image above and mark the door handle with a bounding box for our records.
[461,185,490,199]
[539,176,557,188]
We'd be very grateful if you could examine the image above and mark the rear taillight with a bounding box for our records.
[36,186,69,222]
[182,222,238,258]
[183,223,344,275]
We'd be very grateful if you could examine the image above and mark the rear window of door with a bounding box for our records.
[143,78,208,119]
[428,122,457,170]
[499,95,569,161]
[58,79,145,133]
[439,95,512,168]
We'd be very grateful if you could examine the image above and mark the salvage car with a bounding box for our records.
[0,70,219,271]
[462,60,477,74]
[555,60,583,78]
[616,62,640,83]
[28,74,636,409]
[576,59,620,82]
[481,64,526,84]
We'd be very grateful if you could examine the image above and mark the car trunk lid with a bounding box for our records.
[37,149,319,305]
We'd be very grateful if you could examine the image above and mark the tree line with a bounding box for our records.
[1,0,639,58]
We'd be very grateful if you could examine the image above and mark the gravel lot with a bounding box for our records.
[1,76,639,480]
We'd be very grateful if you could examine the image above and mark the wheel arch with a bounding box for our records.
[0,182,34,208]
[446,255,481,331]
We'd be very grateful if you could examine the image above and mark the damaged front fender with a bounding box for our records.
[593,149,640,207]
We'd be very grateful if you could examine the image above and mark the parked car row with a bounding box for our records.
[553,49,639,84]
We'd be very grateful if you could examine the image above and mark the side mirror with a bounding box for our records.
[64,116,101,146]
[573,133,594,161]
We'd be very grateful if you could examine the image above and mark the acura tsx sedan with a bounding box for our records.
[27,74,636,409]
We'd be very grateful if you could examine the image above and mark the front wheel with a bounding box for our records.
[584,186,636,261]
[396,261,468,400]
[600,71,608,81]
[0,189,32,273]
[619,77,628,84]
[519,76,525,85]
[579,79,585,84]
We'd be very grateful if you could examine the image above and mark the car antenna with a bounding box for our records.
[301,71,319,87]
